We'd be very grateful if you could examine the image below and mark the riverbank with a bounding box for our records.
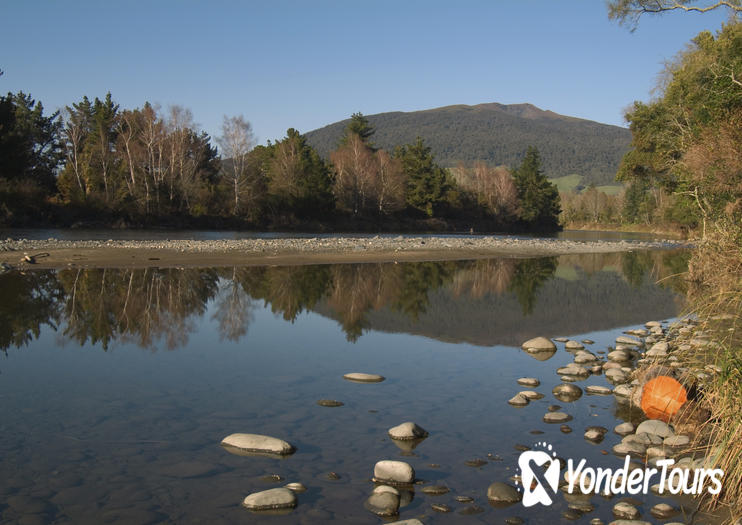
[0,236,687,269]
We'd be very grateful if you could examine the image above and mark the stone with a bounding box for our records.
[316,399,344,407]
[455,495,474,503]
[616,335,642,346]
[421,485,449,495]
[582,339,595,344]
[650,503,677,519]
[557,364,590,379]
[614,422,635,436]
[664,435,690,447]
[521,337,556,351]
[633,432,663,445]
[585,385,612,395]
[607,350,631,362]
[613,384,632,397]
[221,433,295,456]
[554,337,569,342]
[553,383,583,401]
[605,369,628,384]
[584,426,608,442]
[343,372,385,383]
[386,521,424,525]
[612,501,640,519]
[612,441,646,456]
[519,390,544,400]
[560,424,572,433]
[517,377,540,387]
[284,482,307,492]
[388,422,428,441]
[543,412,572,423]
[365,486,400,517]
[646,342,669,357]
[486,482,521,505]
[373,460,415,485]
[635,419,674,438]
[431,503,451,512]
[508,394,529,406]
[566,340,585,350]
[242,488,297,511]
[574,350,598,363]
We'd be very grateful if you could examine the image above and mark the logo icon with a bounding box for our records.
[517,442,560,507]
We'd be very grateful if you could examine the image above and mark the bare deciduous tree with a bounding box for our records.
[218,115,255,216]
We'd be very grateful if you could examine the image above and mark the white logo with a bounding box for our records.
[516,442,724,507]
[517,442,560,507]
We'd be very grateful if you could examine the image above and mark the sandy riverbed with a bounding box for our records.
[0,236,687,269]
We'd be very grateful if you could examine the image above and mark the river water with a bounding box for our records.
[0,249,697,524]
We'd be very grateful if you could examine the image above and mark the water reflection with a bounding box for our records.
[0,250,688,353]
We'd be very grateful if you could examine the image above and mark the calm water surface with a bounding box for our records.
[0,251,699,524]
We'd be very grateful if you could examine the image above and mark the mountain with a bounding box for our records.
[304,103,632,187]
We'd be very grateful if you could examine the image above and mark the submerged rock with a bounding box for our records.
[221,433,295,456]
[316,399,344,407]
[543,412,572,423]
[553,383,583,401]
[422,485,449,495]
[343,372,385,383]
[242,488,297,511]
[365,486,400,517]
[486,482,521,505]
[373,460,415,485]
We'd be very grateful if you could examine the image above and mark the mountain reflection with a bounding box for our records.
[0,251,688,352]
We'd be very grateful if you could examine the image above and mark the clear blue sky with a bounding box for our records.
[0,1,732,146]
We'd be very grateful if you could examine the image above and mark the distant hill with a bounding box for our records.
[305,103,632,187]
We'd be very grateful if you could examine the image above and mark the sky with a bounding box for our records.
[0,1,733,147]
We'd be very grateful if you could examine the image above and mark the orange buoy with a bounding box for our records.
[641,376,688,422]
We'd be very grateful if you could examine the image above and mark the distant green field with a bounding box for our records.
[549,174,623,195]
[549,174,582,193]
[595,184,623,195]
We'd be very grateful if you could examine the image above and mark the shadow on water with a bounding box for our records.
[0,250,689,354]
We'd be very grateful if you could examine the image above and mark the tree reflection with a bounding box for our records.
[508,257,558,315]
[211,268,256,342]
[0,271,64,352]
[0,249,691,353]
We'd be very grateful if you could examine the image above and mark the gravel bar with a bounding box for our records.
[0,236,688,269]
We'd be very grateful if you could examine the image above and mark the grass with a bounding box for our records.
[680,221,742,519]
[595,184,623,195]
[549,174,582,193]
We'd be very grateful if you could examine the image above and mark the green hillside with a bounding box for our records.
[305,103,631,186]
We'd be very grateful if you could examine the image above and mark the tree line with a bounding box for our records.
[0,87,561,232]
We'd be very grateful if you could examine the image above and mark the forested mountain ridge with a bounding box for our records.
[305,103,632,186]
